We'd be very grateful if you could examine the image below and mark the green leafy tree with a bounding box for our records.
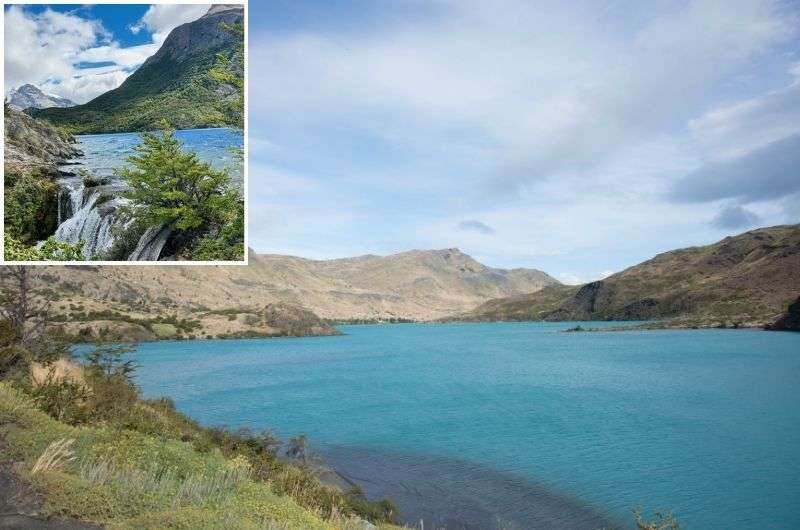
[0,266,71,378]
[119,126,243,259]
[85,339,137,382]
[83,336,140,422]
[209,22,244,128]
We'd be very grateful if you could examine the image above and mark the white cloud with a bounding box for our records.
[4,6,109,102]
[558,273,583,285]
[130,4,210,47]
[689,63,800,160]
[4,5,208,104]
[250,0,795,193]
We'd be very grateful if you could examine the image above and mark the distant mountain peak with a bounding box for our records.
[205,4,243,17]
[7,84,75,111]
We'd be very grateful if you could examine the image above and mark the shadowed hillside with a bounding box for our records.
[456,225,800,327]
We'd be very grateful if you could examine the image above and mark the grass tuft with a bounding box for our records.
[31,438,75,474]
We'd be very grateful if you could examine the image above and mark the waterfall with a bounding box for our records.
[52,176,172,261]
[54,190,127,259]
[128,225,172,261]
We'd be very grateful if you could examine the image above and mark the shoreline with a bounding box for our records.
[57,318,777,344]
[316,445,621,530]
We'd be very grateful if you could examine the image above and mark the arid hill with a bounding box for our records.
[3,249,556,339]
[456,225,800,327]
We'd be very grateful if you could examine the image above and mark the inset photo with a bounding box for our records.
[3,3,246,263]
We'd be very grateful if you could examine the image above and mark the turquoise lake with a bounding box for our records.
[128,323,800,529]
[72,127,244,184]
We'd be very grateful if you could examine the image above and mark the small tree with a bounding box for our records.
[83,337,139,423]
[0,266,71,377]
[119,126,242,257]
[85,339,137,382]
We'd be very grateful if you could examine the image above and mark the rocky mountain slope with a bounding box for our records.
[4,104,83,249]
[457,225,800,327]
[765,296,800,331]
[34,5,243,133]
[4,104,80,176]
[7,84,76,111]
[12,248,557,323]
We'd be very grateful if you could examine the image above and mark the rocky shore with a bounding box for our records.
[765,296,800,331]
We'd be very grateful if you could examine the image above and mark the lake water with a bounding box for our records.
[71,127,244,184]
[129,323,800,529]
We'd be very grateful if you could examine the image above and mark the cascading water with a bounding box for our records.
[53,186,129,259]
[49,128,243,260]
[127,225,172,261]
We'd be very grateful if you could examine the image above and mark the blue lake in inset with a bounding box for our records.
[73,127,243,185]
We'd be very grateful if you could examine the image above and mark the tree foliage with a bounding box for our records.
[4,171,59,243]
[4,234,85,262]
[119,127,243,259]
[0,266,71,378]
[209,22,244,128]
[85,339,137,382]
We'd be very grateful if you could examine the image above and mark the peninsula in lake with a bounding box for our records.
[3,4,244,262]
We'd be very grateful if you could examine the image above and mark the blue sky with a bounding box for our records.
[4,4,209,103]
[4,2,799,283]
[245,0,800,283]
[17,4,152,46]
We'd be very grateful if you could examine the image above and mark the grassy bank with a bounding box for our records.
[0,373,400,530]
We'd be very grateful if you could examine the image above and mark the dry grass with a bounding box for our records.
[77,456,251,508]
[29,359,85,386]
[31,438,75,474]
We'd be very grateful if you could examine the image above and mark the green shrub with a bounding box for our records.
[27,370,90,424]
[4,234,85,261]
[118,127,244,260]
[4,171,58,242]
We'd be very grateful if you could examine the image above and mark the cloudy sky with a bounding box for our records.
[4,2,799,283]
[4,4,209,103]
[246,0,800,283]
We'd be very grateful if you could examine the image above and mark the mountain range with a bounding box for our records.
[36,248,558,320]
[456,225,800,328]
[6,84,76,111]
[33,5,243,133]
[3,226,798,339]
[3,248,553,340]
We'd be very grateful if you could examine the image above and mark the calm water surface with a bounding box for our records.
[72,127,244,184]
[129,323,800,529]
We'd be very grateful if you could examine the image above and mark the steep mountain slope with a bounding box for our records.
[16,249,557,321]
[458,225,800,327]
[4,105,82,248]
[34,5,243,133]
[3,105,79,176]
[7,84,75,110]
